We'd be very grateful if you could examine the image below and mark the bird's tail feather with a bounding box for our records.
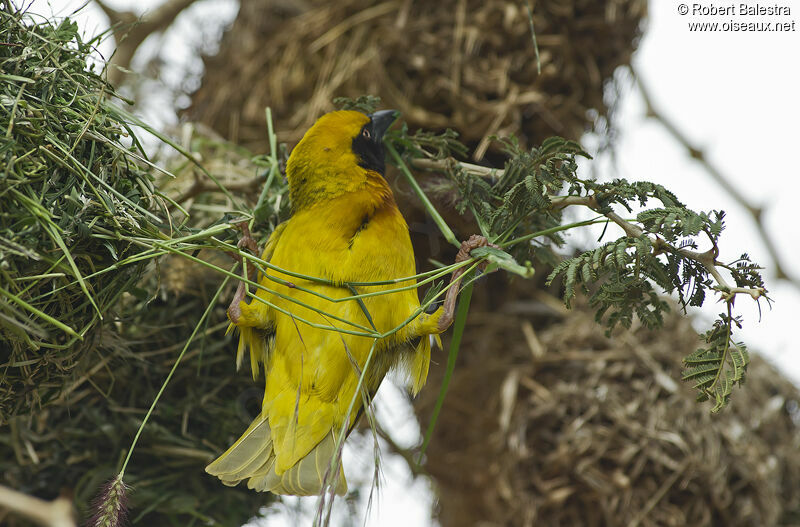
[206,411,272,481]
[206,413,346,496]
[249,432,346,496]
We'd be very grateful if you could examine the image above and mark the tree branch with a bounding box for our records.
[172,174,263,206]
[375,423,427,478]
[95,0,200,85]
[411,157,502,179]
[633,68,796,288]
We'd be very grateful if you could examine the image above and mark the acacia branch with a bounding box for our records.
[412,157,503,179]
[551,196,764,300]
[410,157,766,302]
[633,69,796,288]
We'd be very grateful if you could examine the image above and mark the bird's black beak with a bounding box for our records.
[368,110,399,142]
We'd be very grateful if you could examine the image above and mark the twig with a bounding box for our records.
[411,157,503,179]
[375,423,427,477]
[626,460,689,527]
[0,485,75,527]
[634,69,796,287]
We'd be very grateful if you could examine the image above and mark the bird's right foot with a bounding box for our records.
[437,234,498,332]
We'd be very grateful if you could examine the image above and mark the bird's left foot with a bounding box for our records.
[228,222,260,324]
[455,234,500,270]
[232,222,259,263]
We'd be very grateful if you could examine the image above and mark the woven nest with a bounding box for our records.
[1,122,278,526]
[415,286,800,526]
[1,257,269,526]
[188,0,647,157]
[0,4,275,523]
[0,7,166,421]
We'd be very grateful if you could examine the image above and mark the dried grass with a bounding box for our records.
[189,0,647,157]
[417,286,800,526]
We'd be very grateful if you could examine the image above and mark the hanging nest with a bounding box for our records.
[415,290,800,526]
[1,259,270,526]
[188,0,647,156]
[0,6,164,421]
[0,119,280,526]
[0,8,281,522]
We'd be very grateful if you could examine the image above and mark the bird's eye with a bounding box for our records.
[362,129,371,139]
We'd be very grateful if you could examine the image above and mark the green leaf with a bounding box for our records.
[681,314,749,413]
[418,280,474,462]
[0,73,35,83]
[682,364,722,381]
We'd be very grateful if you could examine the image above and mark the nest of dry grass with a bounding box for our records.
[416,288,800,526]
[1,262,269,526]
[189,0,646,157]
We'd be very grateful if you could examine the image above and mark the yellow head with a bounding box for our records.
[286,110,398,210]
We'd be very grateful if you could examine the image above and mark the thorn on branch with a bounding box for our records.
[715,286,767,302]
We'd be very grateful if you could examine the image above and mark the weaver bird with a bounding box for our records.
[206,110,489,495]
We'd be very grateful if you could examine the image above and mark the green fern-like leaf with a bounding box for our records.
[445,135,588,251]
[637,207,724,243]
[682,314,748,413]
[385,118,764,412]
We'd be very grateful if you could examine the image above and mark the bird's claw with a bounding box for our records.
[436,234,499,333]
[228,222,260,324]
[235,221,258,259]
[455,234,500,272]
[227,222,258,263]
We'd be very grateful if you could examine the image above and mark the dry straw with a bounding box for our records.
[417,293,800,526]
[189,0,647,157]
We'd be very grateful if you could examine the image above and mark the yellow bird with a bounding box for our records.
[206,110,486,496]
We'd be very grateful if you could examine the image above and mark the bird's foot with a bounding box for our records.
[455,234,500,270]
[232,221,258,262]
[228,222,260,324]
[436,235,499,332]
